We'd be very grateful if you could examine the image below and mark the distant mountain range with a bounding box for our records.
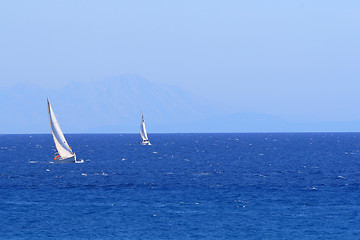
[0,75,359,133]
[0,75,209,133]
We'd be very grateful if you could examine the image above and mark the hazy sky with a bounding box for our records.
[1,1,360,122]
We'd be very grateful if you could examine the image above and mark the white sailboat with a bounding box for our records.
[140,114,151,145]
[47,98,77,162]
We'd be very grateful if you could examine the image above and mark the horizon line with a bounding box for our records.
[1,131,360,135]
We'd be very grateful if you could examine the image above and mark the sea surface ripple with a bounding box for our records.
[0,133,360,239]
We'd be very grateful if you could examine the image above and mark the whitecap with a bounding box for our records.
[234,200,248,203]
[96,171,108,176]
[197,172,211,176]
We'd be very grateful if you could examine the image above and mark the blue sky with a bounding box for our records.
[1,1,360,126]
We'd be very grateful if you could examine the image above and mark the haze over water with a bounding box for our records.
[1,1,360,133]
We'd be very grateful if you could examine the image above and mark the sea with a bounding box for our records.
[0,133,360,239]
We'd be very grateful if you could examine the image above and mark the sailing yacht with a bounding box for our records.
[47,98,77,162]
[140,114,151,145]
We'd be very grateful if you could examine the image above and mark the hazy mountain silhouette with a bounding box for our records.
[0,75,208,133]
[173,113,360,133]
[1,75,359,133]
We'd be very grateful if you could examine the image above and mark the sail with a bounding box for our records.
[47,99,74,159]
[140,115,148,141]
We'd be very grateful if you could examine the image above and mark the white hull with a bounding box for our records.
[56,154,76,163]
[140,140,151,145]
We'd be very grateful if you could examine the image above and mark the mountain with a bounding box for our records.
[176,113,360,133]
[0,75,209,133]
[1,76,360,133]
[0,82,49,133]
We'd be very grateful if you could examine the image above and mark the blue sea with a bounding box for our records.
[1,133,360,239]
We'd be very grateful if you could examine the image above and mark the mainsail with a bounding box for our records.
[140,114,148,141]
[47,99,74,159]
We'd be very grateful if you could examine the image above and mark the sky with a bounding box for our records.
[1,0,360,125]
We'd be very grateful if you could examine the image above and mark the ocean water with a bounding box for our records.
[0,133,360,239]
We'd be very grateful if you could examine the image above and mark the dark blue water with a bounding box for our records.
[1,133,360,239]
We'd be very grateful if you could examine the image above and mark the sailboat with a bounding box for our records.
[140,114,151,145]
[47,98,77,162]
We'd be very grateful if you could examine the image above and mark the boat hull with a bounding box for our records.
[56,154,76,163]
[140,140,151,145]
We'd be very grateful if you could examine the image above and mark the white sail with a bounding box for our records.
[140,114,148,141]
[47,99,74,159]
